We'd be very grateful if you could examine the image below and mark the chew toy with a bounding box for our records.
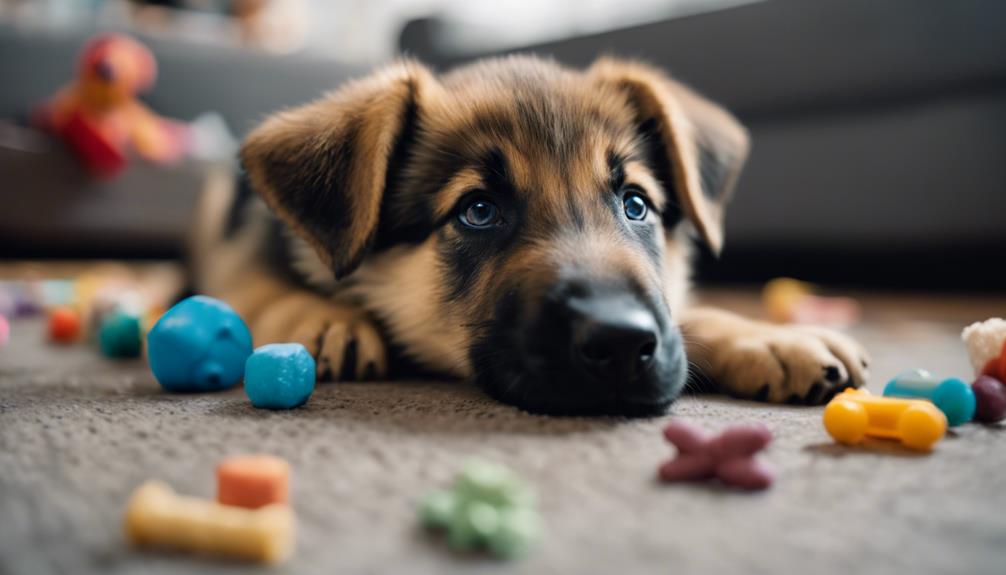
[824,389,946,451]
[244,343,315,409]
[961,318,1006,379]
[971,375,1006,424]
[99,311,143,358]
[48,306,81,343]
[218,455,290,509]
[124,480,294,563]
[147,296,252,392]
[762,277,860,326]
[419,461,541,559]
[0,313,9,348]
[658,421,774,490]
[883,369,975,426]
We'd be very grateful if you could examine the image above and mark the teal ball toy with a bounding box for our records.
[244,343,316,409]
[884,369,976,426]
[98,312,142,358]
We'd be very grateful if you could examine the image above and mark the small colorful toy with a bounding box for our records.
[35,34,188,176]
[147,296,252,392]
[1,279,49,318]
[824,389,946,451]
[971,375,1006,424]
[883,369,975,426]
[124,480,294,563]
[763,277,861,326]
[0,290,13,318]
[48,306,81,343]
[244,343,315,409]
[98,311,143,358]
[0,313,9,348]
[419,461,541,559]
[658,421,775,490]
[218,455,290,509]
[962,318,1006,379]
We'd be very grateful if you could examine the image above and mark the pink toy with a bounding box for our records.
[658,421,775,490]
[0,313,9,347]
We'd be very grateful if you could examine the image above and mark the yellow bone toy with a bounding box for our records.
[124,481,294,563]
[823,389,946,451]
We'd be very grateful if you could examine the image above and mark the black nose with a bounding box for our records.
[570,295,659,383]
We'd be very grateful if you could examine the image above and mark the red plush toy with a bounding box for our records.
[36,34,188,176]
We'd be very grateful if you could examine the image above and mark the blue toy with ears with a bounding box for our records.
[147,296,253,392]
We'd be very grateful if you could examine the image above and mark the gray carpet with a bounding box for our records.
[2,293,1005,575]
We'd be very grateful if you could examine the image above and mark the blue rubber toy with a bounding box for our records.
[99,311,142,358]
[244,343,316,409]
[883,369,976,426]
[147,295,253,392]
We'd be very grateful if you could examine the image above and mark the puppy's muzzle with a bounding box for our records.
[474,279,686,416]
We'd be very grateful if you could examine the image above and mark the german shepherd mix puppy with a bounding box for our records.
[196,56,868,415]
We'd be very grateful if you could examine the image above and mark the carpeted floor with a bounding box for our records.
[1,290,1004,575]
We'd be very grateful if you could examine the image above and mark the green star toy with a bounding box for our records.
[419,461,542,559]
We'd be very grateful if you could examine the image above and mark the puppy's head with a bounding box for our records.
[242,56,748,415]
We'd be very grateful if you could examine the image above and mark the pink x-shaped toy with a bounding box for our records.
[658,421,775,490]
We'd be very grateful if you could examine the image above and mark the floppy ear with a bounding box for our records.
[590,58,750,254]
[241,60,434,279]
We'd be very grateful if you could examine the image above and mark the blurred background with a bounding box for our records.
[1,0,1005,290]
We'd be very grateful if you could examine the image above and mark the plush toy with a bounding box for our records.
[35,34,187,176]
[962,318,1006,379]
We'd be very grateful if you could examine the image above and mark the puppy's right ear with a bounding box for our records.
[241,61,434,279]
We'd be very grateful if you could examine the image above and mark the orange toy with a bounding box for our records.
[36,34,187,176]
[217,455,290,509]
[823,389,946,451]
[48,306,81,343]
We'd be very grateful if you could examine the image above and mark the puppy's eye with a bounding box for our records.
[622,191,649,221]
[458,197,501,229]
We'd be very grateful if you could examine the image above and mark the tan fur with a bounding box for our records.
[589,58,750,253]
[201,55,868,406]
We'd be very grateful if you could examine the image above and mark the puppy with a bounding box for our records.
[195,55,868,415]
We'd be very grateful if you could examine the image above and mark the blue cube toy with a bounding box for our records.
[883,369,976,426]
[99,311,142,358]
[244,343,316,409]
[147,295,253,392]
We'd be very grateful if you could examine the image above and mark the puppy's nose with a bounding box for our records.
[570,295,659,383]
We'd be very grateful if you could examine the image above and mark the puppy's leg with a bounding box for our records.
[212,268,387,381]
[681,307,869,404]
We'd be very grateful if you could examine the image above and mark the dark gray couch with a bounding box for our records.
[0,24,364,258]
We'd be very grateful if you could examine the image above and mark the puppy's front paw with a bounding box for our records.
[690,313,869,404]
[253,295,388,382]
[308,316,388,382]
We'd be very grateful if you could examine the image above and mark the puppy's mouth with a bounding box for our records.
[468,289,687,417]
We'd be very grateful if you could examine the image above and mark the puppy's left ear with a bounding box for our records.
[590,58,750,254]
[241,60,435,279]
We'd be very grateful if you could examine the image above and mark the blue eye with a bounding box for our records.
[459,198,501,229]
[623,192,648,221]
